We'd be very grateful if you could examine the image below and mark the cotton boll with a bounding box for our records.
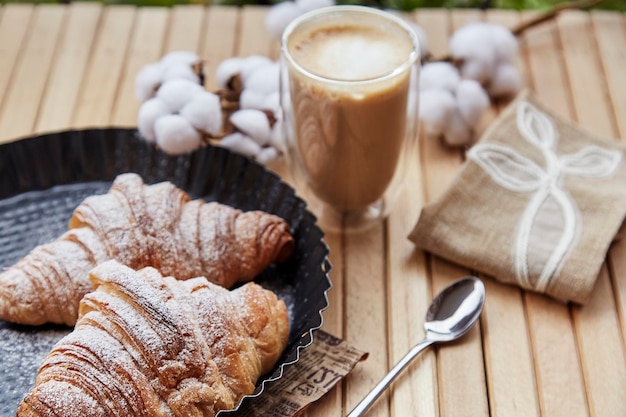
[450,23,497,84]
[179,92,223,136]
[459,56,496,85]
[155,114,202,155]
[455,79,490,127]
[245,62,280,95]
[419,62,460,93]
[240,89,268,110]
[137,97,170,143]
[135,63,163,102]
[265,1,303,40]
[269,119,285,152]
[450,22,492,56]
[161,63,201,84]
[443,109,473,147]
[230,109,273,145]
[263,91,281,114]
[488,62,522,98]
[256,147,281,165]
[240,55,274,83]
[418,89,456,135]
[489,24,518,62]
[156,78,205,112]
[295,0,334,13]
[159,51,200,68]
[216,57,244,88]
[220,132,263,158]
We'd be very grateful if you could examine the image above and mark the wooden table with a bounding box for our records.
[1,4,625,417]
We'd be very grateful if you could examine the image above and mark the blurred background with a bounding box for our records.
[0,0,623,12]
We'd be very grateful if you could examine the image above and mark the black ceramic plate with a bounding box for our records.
[0,129,331,416]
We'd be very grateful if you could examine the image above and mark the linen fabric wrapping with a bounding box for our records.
[410,90,626,304]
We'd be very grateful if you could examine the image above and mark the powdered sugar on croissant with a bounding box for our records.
[17,260,290,417]
[0,173,294,326]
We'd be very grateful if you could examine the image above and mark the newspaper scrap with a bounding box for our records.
[228,330,368,416]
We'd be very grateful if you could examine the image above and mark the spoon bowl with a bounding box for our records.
[425,277,485,342]
[346,276,485,417]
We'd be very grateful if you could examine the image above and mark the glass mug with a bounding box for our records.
[280,6,420,232]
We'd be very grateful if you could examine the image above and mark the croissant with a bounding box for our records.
[17,260,290,417]
[0,173,294,326]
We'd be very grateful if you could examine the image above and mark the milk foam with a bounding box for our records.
[289,25,412,81]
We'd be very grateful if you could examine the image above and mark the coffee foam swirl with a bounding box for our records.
[288,25,413,81]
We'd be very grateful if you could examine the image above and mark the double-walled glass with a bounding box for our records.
[281,6,420,232]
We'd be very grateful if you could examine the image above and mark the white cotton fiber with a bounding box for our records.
[255,146,281,165]
[244,62,280,95]
[488,62,522,98]
[135,63,163,102]
[220,132,263,158]
[268,119,285,152]
[418,89,456,136]
[455,79,490,127]
[449,22,493,58]
[240,89,268,110]
[265,1,303,40]
[216,57,244,88]
[137,97,170,143]
[159,51,200,68]
[459,55,496,85]
[156,78,205,112]
[161,63,201,84]
[489,24,518,62]
[419,62,460,93]
[450,21,517,84]
[295,0,334,13]
[263,91,281,115]
[443,109,473,147]
[240,55,274,83]
[230,109,273,146]
[179,92,223,136]
[155,114,202,155]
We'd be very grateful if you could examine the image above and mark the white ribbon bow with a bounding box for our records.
[468,101,621,291]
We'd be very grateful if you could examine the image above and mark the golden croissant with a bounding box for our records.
[17,260,290,417]
[0,173,294,326]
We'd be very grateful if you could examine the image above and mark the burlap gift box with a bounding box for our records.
[410,91,626,304]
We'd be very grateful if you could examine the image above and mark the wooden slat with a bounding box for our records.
[558,11,617,138]
[201,5,239,92]
[304,230,344,417]
[34,3,102,134]
[72,6,136,128]
[520,12,590,417]
[591,11,626,351]
[474,10,540,417]
[344,224,389,417]
[557,10,626,417]
[414,8,490,417]
[488,9,583,417]
[0,5,66,143]
[238,5,274,57]
[0,5,33,114]
[386,17,436,412]
[590,11,626,135]
[110,7,169,127]
[164,5,205,53]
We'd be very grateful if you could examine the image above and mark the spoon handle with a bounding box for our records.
[346,337,436,417]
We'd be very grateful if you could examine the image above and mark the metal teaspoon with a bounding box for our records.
[346,276,486,417]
